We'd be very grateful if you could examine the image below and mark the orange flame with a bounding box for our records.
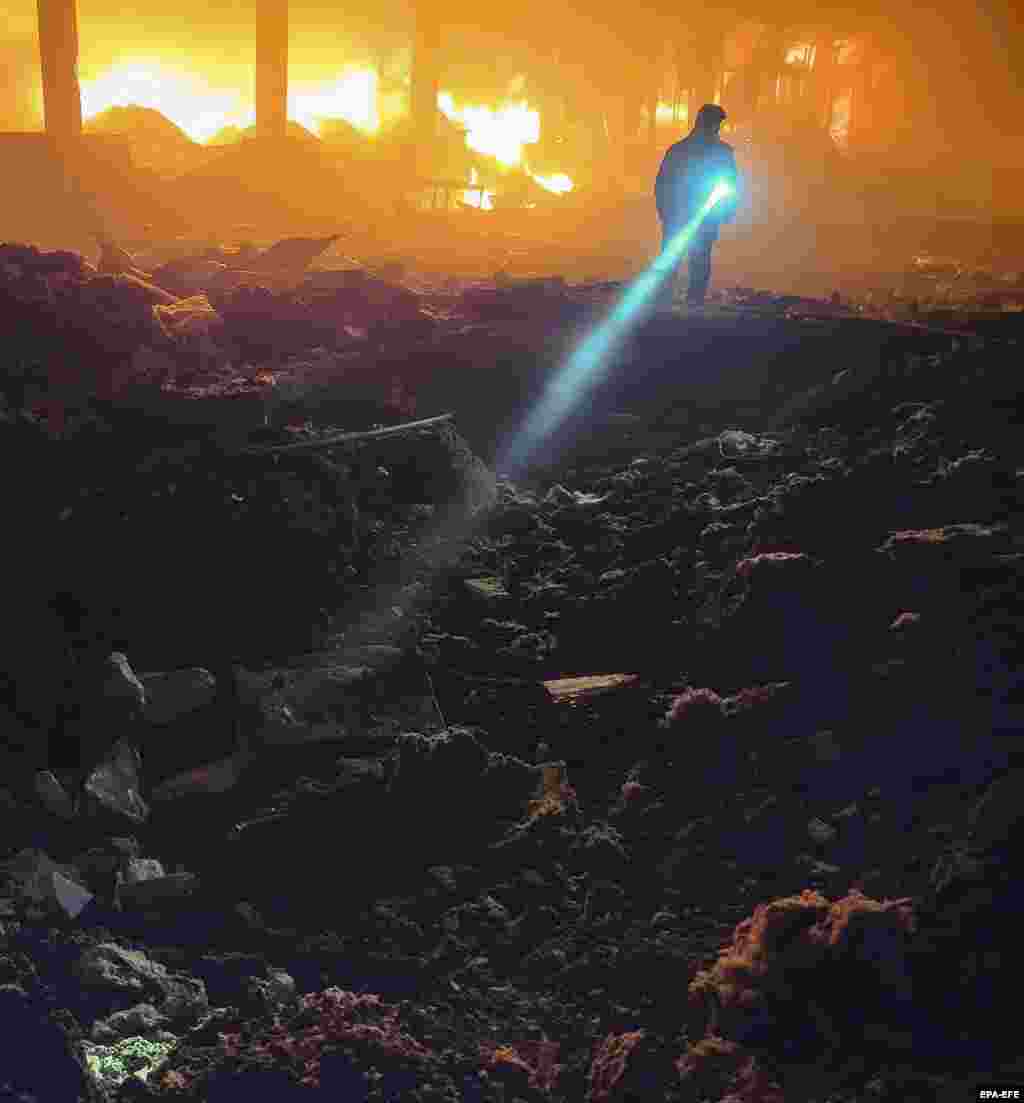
[77,60,575,199]
[530,171,573,194]
[462,168,495,210]
[437,91,539,167]
[79,59,383,142]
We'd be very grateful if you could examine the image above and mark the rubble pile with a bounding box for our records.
[1,229,1023,1103]
[839,254,1024,332]
[0,240,440,432]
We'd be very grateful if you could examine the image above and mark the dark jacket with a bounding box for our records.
[655,131,740,229]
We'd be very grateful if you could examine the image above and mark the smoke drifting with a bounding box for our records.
[1,0,1021,226]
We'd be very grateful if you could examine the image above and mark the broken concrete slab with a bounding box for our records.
[149,749,255,801]
[70,839,140,899]
[153,294,223,347]
[0,848,95,919]
[117,873,200,911]
[464,577,512,605]
[149,257,236,297]
[84,739,149,824]
[102,652,148,716]
[122,858,166,884]
[74,942,208,1024]
[231,644,431,722]
[33,769,77,820]
[251,234,341,273]
[139,667,217,726]
[90,1002,171,1043]
[542,485,610,511]
[245,968,297,1013]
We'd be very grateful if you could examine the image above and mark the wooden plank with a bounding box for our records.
[543,673,640,704]
[238,411,456,455]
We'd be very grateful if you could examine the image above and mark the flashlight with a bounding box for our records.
[705,178,734,209]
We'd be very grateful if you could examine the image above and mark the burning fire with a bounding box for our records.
[437,91,574,197]
[437,92,539,167]
[78,59,573,200]
[529,171,573,194]
[462,168,495,210]
[79,59,382,142]
[291,70,379,135]
[80,61,251,143]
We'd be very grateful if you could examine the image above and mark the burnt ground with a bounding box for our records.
[1,247,1023,1103]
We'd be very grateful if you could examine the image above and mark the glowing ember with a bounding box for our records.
[530,171,573,194]
[437,92,539,166]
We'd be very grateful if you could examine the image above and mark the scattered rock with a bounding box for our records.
[74,943,208,1024]
[91,1002,170,1042]
[0,848,94,918]
[464,576,512,605]
[84,739,149,823]
[33,769,77,820]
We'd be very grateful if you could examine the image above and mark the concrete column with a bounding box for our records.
[847,43,872,151]
[814,33,837,129]
[855,39,875,146]
[604,96,627,188]
[256,0,288,139]
[411,0,441,178]
[646,87,658,147]
[690,48,720,112]
[752,26,786,119]
[36,0,82,142]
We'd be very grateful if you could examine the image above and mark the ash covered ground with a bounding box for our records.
[0,229,1022,1103]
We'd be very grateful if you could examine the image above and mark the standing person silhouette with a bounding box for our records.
[655,103,740,307]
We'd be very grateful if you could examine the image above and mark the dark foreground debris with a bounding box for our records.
[1,237,1022,1103]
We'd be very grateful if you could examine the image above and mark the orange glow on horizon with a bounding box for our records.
[76,58,574,200]
[81,60,252,142]
[79,59,382,142]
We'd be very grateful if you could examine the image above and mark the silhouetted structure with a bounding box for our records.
[411,0,441,177]
[256,0,289,139]
[36,0,82,141]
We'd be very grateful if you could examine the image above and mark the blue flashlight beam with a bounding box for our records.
[498,179,735,478]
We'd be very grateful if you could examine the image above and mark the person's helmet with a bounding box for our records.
[695,104,727,131]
